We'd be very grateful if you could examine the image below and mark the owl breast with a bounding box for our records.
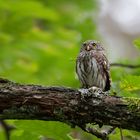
[76,52,106,89]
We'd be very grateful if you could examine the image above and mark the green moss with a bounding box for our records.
[123,97,140,112]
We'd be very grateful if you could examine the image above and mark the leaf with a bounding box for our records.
[134,39,140,49]
[7,1,59,21]
[120,75,140,91]
[10,121,71,140]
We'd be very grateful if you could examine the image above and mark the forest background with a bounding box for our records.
[0,0,140,140]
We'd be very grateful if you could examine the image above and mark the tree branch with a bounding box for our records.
[110,63,140,68]
[0,78,140,135]
[79,124,116,140]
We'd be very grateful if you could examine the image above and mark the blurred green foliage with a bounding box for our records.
[0,0,97,87]
[0,0,140,140]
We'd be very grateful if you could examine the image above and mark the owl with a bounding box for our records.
[76,40,111,91]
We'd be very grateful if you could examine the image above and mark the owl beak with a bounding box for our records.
[86,45,91,51]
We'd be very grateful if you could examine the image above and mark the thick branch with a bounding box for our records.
[0,78,140,132]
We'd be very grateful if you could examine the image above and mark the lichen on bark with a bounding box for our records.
[123,97,140,112]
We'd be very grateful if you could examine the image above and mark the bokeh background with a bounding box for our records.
[0,0,140,140]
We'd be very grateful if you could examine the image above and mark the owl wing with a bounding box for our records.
[93,52,111,91]
[76,52,89,88]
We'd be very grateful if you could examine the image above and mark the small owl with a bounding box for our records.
[76,40,111,91]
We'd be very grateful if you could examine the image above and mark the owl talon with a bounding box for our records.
[79,86,104,99]
[88,87,105,97]
[88,86,102,93]
[89,86,110,95]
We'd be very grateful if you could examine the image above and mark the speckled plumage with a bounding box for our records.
[76,40,111,91]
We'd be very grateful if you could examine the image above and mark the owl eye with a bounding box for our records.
[83,42,86,47]
[92,43,96,46]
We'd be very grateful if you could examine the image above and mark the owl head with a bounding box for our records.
[81,40,104,52]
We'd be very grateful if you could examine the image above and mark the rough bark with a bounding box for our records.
[0,78,139,132]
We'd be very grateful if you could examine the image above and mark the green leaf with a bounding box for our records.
[120,75,140,91]
[7,1,60,21]
[134,39,140,49]
[10,121,71,140]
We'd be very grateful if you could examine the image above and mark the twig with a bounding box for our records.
[104,126,116,135]
[70,58,140,69]
[110,63,140,68]
[79,124,116,140]
[0,120,15,140]
[120,128,123,140]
